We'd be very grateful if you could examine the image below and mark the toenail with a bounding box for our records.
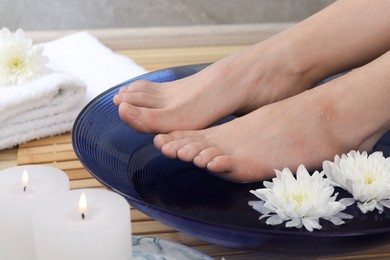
[207,160,216,168]
[119,87,128,93]
[178,147,188,156]
[194,154,203,163]
[155,134,168,144]
[162,143,172,152]
[115,94,123,102]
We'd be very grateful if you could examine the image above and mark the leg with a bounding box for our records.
[154,51,390,182]
[114,0,390,134]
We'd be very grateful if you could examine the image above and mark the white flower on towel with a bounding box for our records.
[0,28,51,86]
[323,150,390,214]
[249,165,353,232]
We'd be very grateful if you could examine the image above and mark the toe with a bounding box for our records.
[118,103,137,122]
[128,80,160,94]
[117,92,161,108]
[154,130,203,148]
[118,103,150,132]
[207,156,275,183]
[177,141,208,162]
[206,155,234,173]
[160,138,201,159]
[193,147,222,168]
[113,94,122,106]
[153,134,172,150]
[206,155,253,183]
[119,87,129,93]
[154,132,194,149]
[118,104,173,133]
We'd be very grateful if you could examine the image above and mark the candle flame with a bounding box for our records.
[22,170,28,191]
[79,192,87,216]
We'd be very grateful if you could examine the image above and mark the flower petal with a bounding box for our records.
[302,218,322,232]
[328,217,345,226]
[248,201,273,215]
[285,218,301,228]
[380,199,390,209]
[339,198,355,207]
[334,212,353,220]
[265,215,283,226]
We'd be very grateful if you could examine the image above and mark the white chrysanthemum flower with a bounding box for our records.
[323,150,390,214]
[249,165,353,232]
[0,28,51,86]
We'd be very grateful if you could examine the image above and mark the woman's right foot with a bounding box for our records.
[113,40,314,133]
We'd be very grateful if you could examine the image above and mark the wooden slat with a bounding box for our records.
[132,220,177,235]
[0,148,17,169]
[0,148,18,160]
[18,133,72,148]
[27,23,293,50]
[65,168,93,180]
[18,150,77,165]
[118,45,246,71]
[18,143,73,156]
[191,244,248,258]
[44,160,84,170]
[131,208,151,222]
[69,178,104,189]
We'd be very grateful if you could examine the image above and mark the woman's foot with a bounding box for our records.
[113,41,315,133]
[114,1,390,134]
[154,51,390,182]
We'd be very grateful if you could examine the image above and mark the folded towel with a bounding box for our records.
[43,32,147,107]
[0,72,86,150]
[0,31,147,150]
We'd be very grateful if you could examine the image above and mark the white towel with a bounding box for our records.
[0,31,147,150]
[43,32,147,107]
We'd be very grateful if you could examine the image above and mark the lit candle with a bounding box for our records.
[33,189,132,260]
[0,165,70,260]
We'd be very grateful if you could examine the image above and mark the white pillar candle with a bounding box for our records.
[33,189,132,260]
[0,165,70,260]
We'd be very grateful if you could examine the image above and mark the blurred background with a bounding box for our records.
[1,0,335,30]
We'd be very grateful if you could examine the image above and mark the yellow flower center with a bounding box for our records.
[7,57,24,72]
[286,193,307,208]
[364,173,375,185]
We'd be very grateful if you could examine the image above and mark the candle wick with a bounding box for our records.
[81,213,85,220]
[23,185,27,192]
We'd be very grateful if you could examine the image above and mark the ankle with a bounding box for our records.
[252,39,317,103]
[316,74,389,154]
[263,29,335,90]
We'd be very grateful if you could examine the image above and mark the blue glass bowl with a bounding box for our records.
[72,64,390,256]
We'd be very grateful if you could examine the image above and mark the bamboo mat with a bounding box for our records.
[3,42,390,260]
